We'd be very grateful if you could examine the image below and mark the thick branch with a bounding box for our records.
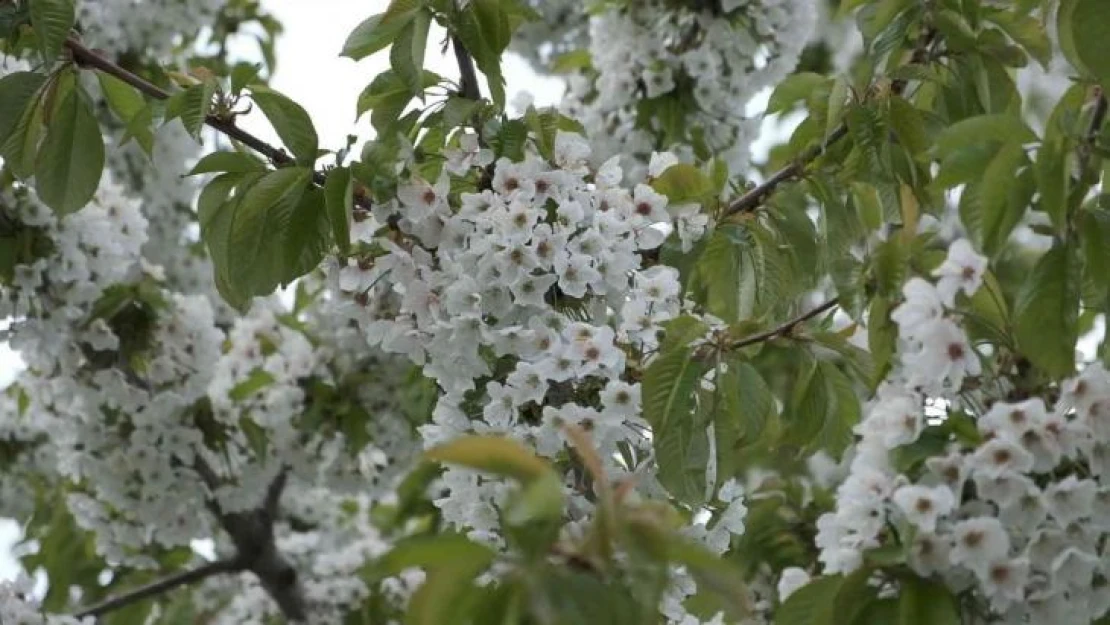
[724,27,937,217]
[75,559,239,620]
[729,298,839,350]
[452,35,481,102]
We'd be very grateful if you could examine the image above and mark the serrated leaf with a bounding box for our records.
[766,72,826,114]
[390,8,431,98]
[229,369,276,401]
[340,7,415,60]
[651,163,713,204]
[1014,243,1080,379]
[897,576,960,625]
[34,87,103,214]
[164,80,216,140]
[774,575,844,625]
[226,167,313,302]
[987,9,1051,69]
[1067,0,1110,90]
[426,435,552,483]
[356,69,440,132]
[186,151,266,176]
[887,96,927,156]
[644,343,709,504]
[0,73,43,142]
[250,86,319,165]
[933,114,1036,159]
[1,79,46,178]
[29,0,74,61]
[324,167,352,255]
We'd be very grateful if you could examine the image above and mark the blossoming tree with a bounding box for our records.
[1,0,1109,622]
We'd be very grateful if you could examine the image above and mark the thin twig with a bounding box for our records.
[75,559,239,620]
[64,37,342,199]
[729,298,839,350]
[724,27,937,217]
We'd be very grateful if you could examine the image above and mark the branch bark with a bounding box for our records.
[729,298,839,350]
[64,36,350,206]
[723,27,937,217]
[75,559,239,620]
[452,34,481,102]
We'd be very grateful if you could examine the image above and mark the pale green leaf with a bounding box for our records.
[250,86,319,165]
[29,0,74,61]
[34,88,104,214]
[1014,244,1081,379]
[426,435,552,483]
[324,167,352,255]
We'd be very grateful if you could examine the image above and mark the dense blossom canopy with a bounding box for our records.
[1,0,1109,624]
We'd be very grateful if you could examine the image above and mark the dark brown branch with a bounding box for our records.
[452,35,481,102]
[65,37,334,195]
[75,559,239,620]
[729,298,839,350]
[724,27,937,217]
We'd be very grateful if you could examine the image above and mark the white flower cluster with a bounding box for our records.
[508,0,590,68]
[560,0,818,181]
[0,578,90,625]
[76,0,223,57]
[811,238,1110,623]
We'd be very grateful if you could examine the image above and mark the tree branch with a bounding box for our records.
[452,35,481,102]
[729,298,839,350]
[75,559,239,620]
[64,36,345,203]
[724,27,937,217]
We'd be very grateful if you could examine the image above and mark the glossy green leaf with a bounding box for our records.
[1067,0,1110,89]
[0,73,45,147]
[186,151,266,176]
[34,88,104,215]
[933,114,1036,159]
[897,576,960,625]
[643,343,709,504]
[1014,243,1081,379]
[426,435,552,483]
[250,86,319,165]
[340,4,417,61]
[28,0,74,61]
[324,167,352,255]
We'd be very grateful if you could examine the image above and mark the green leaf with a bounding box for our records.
[226,167,313,301]
[229,62,262,95]
[426,435,552,483]
[1035,137,1070,233]
[0,72,45,147]
[504,470,565,526]
[29,0,74,61]
[228,369,276,401]
[324,167,352,255]
[897,576,960,625]
[977,142,1031,255]
[96,73,154,153]
[774,575,843,625]
[250,86,319,165]
[356,69,440,132]
[886,96,927,156]
[0,77,46,178]
[667,539,751,619]
[1067,0,1110,89]
[340,7,416,60]
[933,114,1036,159]
[186,151,266,176]
[643,343,709,504]
[766,72,826,114]
[389,8,431,98]
[281,186,331,282]
[987,9,1051,69]
[711,360,776,478]
[650,164,713,204]
[1014,243,1081,379]
[34,87,104,215]
[164,80,216,139]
